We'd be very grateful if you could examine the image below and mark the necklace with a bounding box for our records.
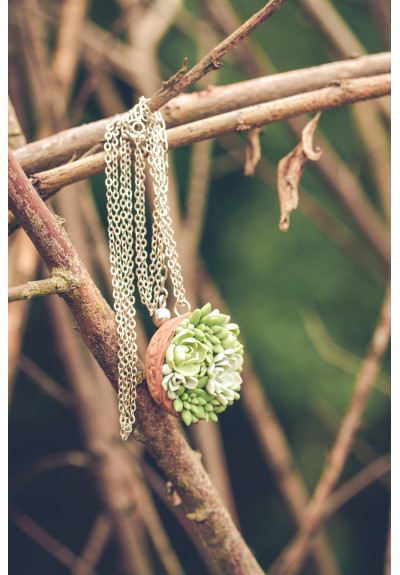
[104,97,243,440]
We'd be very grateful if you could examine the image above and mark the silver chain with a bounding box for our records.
[104,96,190,440]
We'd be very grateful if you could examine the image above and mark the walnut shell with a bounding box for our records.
[145,312,191,417]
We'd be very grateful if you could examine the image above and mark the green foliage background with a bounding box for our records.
[9,1,390,574]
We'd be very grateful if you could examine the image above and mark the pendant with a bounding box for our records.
[146,303,244,425]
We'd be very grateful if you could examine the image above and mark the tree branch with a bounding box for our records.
[8,272,80,302]
[325,455,390,518]
[197,261,340,575]
[147,0,290,111]
[12,73,390,216]
[269,281,391,575]
[9,504,99,575]
[14,52,390,176]
[8,148,266,575]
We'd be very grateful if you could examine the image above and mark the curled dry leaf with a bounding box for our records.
[277,112,322,232]
[244,126,263,176]
[302,111,322,161]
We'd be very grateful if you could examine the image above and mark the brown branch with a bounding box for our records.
[311,399,391,490]
[325,455,390,518]
[8,148,266,575]
[12,74,390,270]
[269,281,391,575]
[218,133,386,285]
[298,0,391,222]
[51,0,89,107]
[18,354,75,407]
[8,98,40,399]
[13,74,390,217]
[197,262,340,575]
[298,0,390,118]
[10,451,89,494]
[14,52,391,176]
[71,2,145,123]
[147,0,290,111]
[8,272,80,302]
[70,515,111,575]
[9,504,99,575]
[141,460,222,575]
[201,0,391,273]
[45,294,153,575]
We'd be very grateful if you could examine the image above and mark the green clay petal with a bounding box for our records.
[174,363,200,377]
[197,375,209,389]
[173,398,183,412]
[189,308,202,326]
[174,345,186,366]
[200,303,212,318]
[181,410,192,426]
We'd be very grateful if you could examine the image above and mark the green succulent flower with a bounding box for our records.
[161,303,244,425]
[165,329,208,377]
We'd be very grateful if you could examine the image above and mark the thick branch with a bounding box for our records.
[8,272,80,302]
[18,74,390,204]
[14,53,390,175]
[8,148,266,575]
[11,74,390,269]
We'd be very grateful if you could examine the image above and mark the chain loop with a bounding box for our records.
[105,97,190,440]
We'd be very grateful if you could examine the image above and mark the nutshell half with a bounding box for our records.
[145,303,244,426]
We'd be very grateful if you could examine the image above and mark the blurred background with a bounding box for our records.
[8,0,390,574]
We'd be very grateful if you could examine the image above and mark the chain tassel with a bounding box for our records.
[104,97,190,440]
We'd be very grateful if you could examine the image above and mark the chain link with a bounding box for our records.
[105,97,190,440]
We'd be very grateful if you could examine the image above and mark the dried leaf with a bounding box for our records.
[302,111,322,161]
[277,113,323,232]
[244,127,263,176]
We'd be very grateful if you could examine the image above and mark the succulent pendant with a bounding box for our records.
[146,303,244,425]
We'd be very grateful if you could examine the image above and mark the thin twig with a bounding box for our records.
[197,261,340,575]
[70,515,111,575]
[71,1,145,123]
[8,273,80,302]
[9,504,99,575]
[202,0,391,276]
[325,455,390,518]
[128,455,186,575]
[147,0,290,111]
[45,294,153,575]
[17,354,74,407]
[311,398,391,490]
[298,0,391,221]
[218,133,386,285]
[10,451,89,494]
[298,0,390,117]
[269,281,391,575]
[51,0,89,107]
